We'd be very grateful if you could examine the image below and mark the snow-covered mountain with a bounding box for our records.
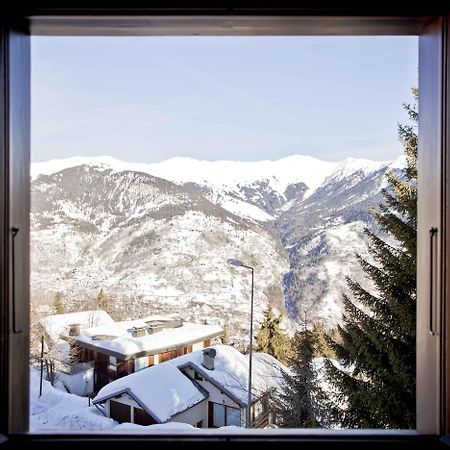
[31,165,289,348]
[32,155,338,222]
[31,154,405,337]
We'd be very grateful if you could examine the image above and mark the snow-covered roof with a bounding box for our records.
[71,317,223,359]
[37,310,114,345]
[93,363,206,423]
[172,345,287,406]
[94,345,287,420]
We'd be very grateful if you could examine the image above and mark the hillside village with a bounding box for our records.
[29,149,415,431]
[30,155,403,341]
[31,309,287,430]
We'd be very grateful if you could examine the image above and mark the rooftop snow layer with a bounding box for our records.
[72,318,223,358]
[94,363,206,422]
[94,345,287,419]
[171,345,287,405]
[38,310,114,344]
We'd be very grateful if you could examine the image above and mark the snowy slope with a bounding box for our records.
[31,166,290,347]
[31,153,404,334]
[277,157,404,326]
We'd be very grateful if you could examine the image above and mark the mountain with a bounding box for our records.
[31,165,289,348]
[31,154,404,338]
[31,155,338,222]
[275,157,404,325]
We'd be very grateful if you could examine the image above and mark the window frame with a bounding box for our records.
[209,402,241,428]
[1,5,449,448]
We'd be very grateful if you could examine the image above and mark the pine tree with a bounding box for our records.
[313,322,336,359]
[96,288,107,310]
[255,304,290,364]
[325,90,417,429]
[221,321,230,345]
[274,329,325,428]
[53,292,65,314]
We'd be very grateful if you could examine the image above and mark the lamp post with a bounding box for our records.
[227,258,254,429]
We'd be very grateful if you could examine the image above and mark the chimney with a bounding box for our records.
[68,323,81,336]
[131,326,148,338]
[202,348,216,371]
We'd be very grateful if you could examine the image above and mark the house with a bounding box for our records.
[32,310,116,395]
[62,315,223,392]
[93,345,287,428]
[33,309,115,353]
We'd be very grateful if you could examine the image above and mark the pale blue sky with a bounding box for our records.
[31,36,417,163]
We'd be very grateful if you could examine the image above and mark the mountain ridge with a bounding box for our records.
[31,153,405,339]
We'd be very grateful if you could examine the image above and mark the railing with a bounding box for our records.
[253,412,269,429]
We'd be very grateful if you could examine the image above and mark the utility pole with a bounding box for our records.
[39,335,44,397]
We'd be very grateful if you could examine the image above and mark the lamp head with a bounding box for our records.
[227,258,244,267]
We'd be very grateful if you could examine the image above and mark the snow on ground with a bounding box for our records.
[30,368,206,432]
[30,367,243,432]
[114,422,199,432]
[30,368,115,431]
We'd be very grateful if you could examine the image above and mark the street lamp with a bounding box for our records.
[227,258,254,429]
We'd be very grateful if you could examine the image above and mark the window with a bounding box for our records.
[253,401,264,420]
[212,403,225,428]
[1,6,449,448]
[226,407,241,427]
[194,371,204,381]
[134,356,149,372]
[209,402,241,428]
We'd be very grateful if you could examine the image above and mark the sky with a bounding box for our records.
[31,36,418,163]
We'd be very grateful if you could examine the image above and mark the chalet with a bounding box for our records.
[34,310,115,353]
[93,345,287,428]
[32,310,116,395]
[61,315,223,392]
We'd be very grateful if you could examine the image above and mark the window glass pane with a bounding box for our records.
[226,407,241,427]
[213,404,225,428]
[254,401,263,418]
[134,356,149,372]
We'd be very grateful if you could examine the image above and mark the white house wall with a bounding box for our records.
[170,400,207,427]
[182,365,243,426]
[107,392,140,408]
[56,368,94,396]
[192,342,204,352]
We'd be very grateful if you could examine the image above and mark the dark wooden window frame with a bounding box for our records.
[1,5,450,449]
[209,401,241,428]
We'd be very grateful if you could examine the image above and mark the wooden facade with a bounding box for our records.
[74,339,212,392]
[251,393,269,428]
[133,407,157,426]
[108,400,158,426]
[109,400,131,424]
